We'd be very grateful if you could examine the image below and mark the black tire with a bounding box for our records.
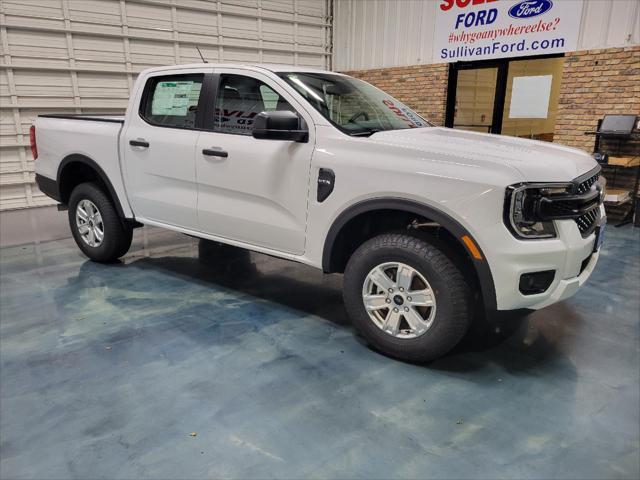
[343,233,473,363]
[68,182,132,263]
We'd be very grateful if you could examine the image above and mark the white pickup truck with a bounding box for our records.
[33,63,606,362]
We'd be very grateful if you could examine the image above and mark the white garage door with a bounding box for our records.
[0,0,332,210]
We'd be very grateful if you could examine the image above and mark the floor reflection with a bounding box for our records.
[1,226,638,479]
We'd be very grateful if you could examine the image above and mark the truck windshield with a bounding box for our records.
[278,72,431,136]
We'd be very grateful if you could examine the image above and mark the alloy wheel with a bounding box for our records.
[75,199,104,247]
[361,262,437,339]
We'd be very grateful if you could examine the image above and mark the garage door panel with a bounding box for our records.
[79,98,129,110]
[0,0,330,210]
[10,57,73,71]
[6,30,68,60]
[0,71,9,99]
[222,16,260,41]
[298,54,327,67]
[13,72,74,98]
[0,184,33,210]
[1,109,18,134]
[74,36,126,65]
[262,10,295,23]
[176,10,219,35]
[1,0,63,19]
[222,48,261,63]
[17,98,77,109]
[68,0,123,26]
[220,1,261,16]
[129,39,175,63]
[76,73,129,100]
[125,3,173,31]
[2,14,66,33]
[263,0,295,13]
[0,147,23,170]
[262,40,299,52]
[127,26,174,42]
[17,110,45,135]
[263,20,294,43]
[182,44,221,64]
[222,37,260,50]
[262,52,296,64]
[299,25,326,46]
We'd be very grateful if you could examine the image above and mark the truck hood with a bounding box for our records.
[369,127,597,182]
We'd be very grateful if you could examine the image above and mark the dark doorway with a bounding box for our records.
[445,55,564,142]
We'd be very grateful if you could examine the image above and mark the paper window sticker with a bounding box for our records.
[152,81,201,116]
[509,75,553,119]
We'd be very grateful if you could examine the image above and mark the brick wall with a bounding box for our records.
[342,64,450,125]
[554,46,639,150]
[555,46,640,221]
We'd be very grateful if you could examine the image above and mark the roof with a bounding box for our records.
[140,63,342,76]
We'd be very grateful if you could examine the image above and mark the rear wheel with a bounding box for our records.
[68,182,132,262]
[343,233,472,363]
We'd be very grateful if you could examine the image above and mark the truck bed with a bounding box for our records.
[34,112,133,218]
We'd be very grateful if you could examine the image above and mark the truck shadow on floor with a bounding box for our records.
[73,239,578,374]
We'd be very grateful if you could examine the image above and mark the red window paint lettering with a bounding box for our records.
[440,0,496,11]
[382,100,417,128]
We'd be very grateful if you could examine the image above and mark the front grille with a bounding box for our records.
[575,171,600,194]
[571,167,602,237]
[576,208,599,236]
[542,198,583,218]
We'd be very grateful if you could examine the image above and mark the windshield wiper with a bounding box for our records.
[349,127,383,137]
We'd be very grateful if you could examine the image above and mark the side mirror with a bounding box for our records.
[252,111,308,143]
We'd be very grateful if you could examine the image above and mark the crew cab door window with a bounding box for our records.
[213,74,295,135]
[140,74,203,128]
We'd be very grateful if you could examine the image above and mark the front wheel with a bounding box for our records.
[343,233,473,363]
[68,182,132,263]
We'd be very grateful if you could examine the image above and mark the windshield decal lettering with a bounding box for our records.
[382,100,424,128]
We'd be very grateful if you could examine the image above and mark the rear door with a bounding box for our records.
[194,69,315,254]
[122,68,211,229]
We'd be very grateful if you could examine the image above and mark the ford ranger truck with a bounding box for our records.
[32,64,606,362]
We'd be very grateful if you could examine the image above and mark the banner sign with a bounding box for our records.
[434,0,584,63]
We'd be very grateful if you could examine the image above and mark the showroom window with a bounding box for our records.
[141,74,204,129]
[213,74,295,136]
[445,56,565,142]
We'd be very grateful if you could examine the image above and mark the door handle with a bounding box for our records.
[202,148,228,158]
[129,139,149,148]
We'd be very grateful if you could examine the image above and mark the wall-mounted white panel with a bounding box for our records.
[335,0,640,70]
[0,0,331,210]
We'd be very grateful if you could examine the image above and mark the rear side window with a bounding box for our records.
[214,74,295,136]
[141,74,203,128]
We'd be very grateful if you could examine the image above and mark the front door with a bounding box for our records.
[194,69,315,255]
[122,69,210,229]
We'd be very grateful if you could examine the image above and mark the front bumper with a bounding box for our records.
[487,204,605,311]
[529,247,600,309]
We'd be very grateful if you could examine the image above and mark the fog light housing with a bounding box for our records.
[519,270,555,295]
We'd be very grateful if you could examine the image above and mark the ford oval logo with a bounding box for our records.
[508,0,553,19]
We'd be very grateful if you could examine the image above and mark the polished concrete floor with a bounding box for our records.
[1,215,639,479]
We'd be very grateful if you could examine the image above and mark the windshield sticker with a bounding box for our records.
[382,100,424,128]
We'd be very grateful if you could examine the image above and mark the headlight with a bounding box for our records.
[504,183,572,239]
